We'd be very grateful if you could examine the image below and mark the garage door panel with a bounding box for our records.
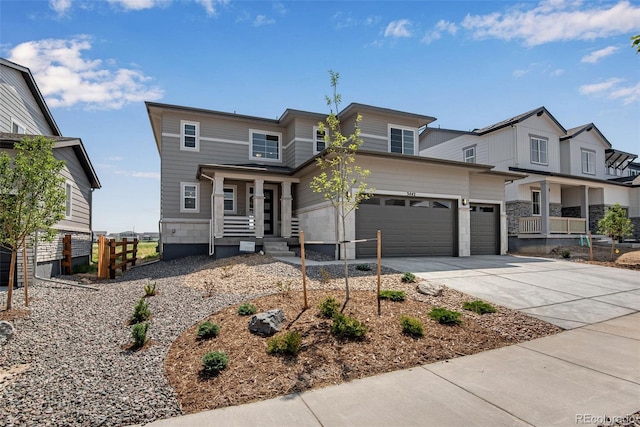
[470,204,499,255]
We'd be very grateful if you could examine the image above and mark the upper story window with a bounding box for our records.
[180,182,199,213]
[532,189,541,216]
[223,186,236,214]
[181,120,199,151]
[11,119,26,134]
[65,181,72,218]
[250,130,281,161]
[629,168,640,177]
[606,161,622,176]
[463,145,476,163]
[530,136,548,165]
[581,150,595,175]
[389,125,416,155]
[313,126,326,154]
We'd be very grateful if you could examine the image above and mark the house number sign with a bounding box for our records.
[406,191,416,196]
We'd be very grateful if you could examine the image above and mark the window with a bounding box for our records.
[581,150,595,175]
[389,126,415,155]
[223,186,236,213]
[181,120,199,151]
[530,136,548,165]
[313,126,326,154]
[11,120,26,134]
[250,130,281,161]
[385,199,406,206]
[181,182,199,212]
[532,190,541,216]
[630,168,640,177]
[463,145,476,163]
[65,182,72,218]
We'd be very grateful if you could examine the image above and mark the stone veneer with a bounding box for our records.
[589,205,607,234]
[630,217,640,241]
[550,203,562,218]
[506,201,531,235]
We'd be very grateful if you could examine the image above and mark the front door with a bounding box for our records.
[264,189,274,235]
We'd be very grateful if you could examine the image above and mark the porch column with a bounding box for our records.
[254,179,264,239]
[213,175,225,238]
[581,185,589,233]
[281,181,292,238]
[540,180,550,235]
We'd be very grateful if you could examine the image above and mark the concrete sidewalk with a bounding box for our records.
[144,312,640,427]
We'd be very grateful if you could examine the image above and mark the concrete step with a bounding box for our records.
[262,239,295,257]
[266,250,296,257]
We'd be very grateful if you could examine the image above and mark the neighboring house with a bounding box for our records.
[92,231,108,242]
[140,232,159,241]
[422,107,639,251]
[146,101,522,260]
[0,58,101,286]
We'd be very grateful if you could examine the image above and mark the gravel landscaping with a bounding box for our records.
[1,254,561,426]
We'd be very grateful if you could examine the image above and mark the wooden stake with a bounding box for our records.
[589,230,593,262]
[22,238,29,307]
[377,229,381,316]
[300,231,308,309]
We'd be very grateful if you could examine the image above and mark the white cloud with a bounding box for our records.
[333,12,380,30]
[422,19,458,44]
[550,68,565,76]
[580,78,640,104]
[581,45,619,63]
[108,156,123,161]
[579,77,624,94]
[52,0,223,15]
[114,170,161,179]
[513,69,529,77]
[49,0,72,15]
[462,0,640,46]
[609,82,640,104]
[273,2,287,15]
[8,36,164,110]
[253,15,275,27]
[107,0,165,11]
[384,19,413,38]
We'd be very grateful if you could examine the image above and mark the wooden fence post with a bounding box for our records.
[109,238,117,279]
[97,235,109,279]
[132,239,138,266]
[61,234,72,275]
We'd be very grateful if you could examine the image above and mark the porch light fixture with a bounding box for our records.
[462,198,468,206]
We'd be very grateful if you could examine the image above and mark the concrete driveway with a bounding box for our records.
[381,255,640,329]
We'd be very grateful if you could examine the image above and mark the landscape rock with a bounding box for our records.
[0,320,15,344]
[417,281,444,297]
[248,309,285,336]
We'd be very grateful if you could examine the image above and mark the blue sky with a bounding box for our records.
[1,0,639,233]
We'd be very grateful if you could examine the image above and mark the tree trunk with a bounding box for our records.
[610,240,615,261]
[6,249,16,310]
[22,240,29,307]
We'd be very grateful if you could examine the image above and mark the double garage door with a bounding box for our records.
[355,197,499,257]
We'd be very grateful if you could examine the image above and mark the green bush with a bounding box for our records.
[462,300,497,315]
[237,302,257,316]
[401,272,416,283]
[318,296,341,318]
[429,307,462,325]
[331,313,367,339]
[400,316,424,337]
[131,322,149,348]
[72,263,97,274]
[356,264,372,271]
[561,250,571,259]
[202,351,229,375]
[379,290,406,302]
[197,320,220,339]
[144,281,157,297]
[131,298,150,324]
[267,330,302,356]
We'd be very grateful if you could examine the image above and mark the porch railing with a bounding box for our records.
[291,217,300,237]
[519,217,587,235]
[223,216,256,237]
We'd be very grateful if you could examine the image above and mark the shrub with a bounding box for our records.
[319,268,333,284]
[275,280,293,297]
[379,290,406,302]
[318,296,341,318]
[267,331,302,356]
[131,322,149,348]
[197,321,220,339]
[202,351,229,375]
[429,307,462,325]
[72,263,97,274]
[400,316,424,337]
[331,313,367,339]
[237,302,257,316]
[462,300,497,315]
[561,250,571,259]
[144,281,157,297]
[131,298,150,324]
[401,272,416,283]
[356,264,371,271]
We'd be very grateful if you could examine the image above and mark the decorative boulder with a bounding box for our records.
[0,321,15,345]
[417,281,444,297]
[248,309,285,336]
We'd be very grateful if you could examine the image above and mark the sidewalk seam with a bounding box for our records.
[420,366,536,427]
[297,394,325,427]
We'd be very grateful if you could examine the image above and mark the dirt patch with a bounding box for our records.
[0,364,30,392]
[616,250,640,265]
[0,308,30,321]
[166,288,561,414]
[516,245,640,271]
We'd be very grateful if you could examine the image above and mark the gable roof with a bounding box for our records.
[0,133,101,189]
[0,58,61,136]
[339,103,437,127]
[473,106,566,136]
[561,123,611,147]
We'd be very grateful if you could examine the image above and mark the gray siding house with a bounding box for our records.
[0,58,101,286]
[423,107,639,251]
[147,101,522,260]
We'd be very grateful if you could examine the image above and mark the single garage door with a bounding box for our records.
[470,204,499,255]
[356,196,457,257]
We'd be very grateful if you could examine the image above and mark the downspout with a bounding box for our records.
[201,173,216,255]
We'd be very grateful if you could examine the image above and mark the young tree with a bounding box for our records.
[0,136,66,310]
[597,203,634,261]
[632,34,640,53]
[310,71,372,306]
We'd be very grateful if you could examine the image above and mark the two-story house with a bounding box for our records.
[0,58,101,286]
[146,101,523,260]
[422,107,639,252]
